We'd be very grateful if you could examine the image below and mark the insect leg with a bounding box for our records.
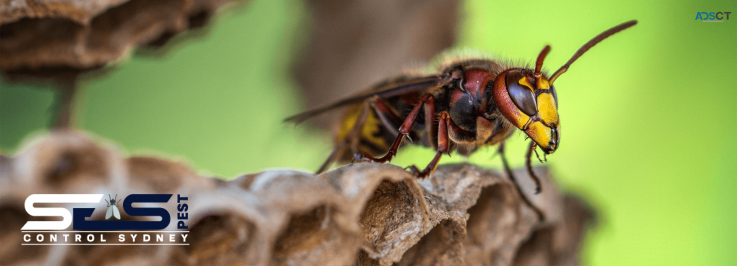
[532,146,544,163]
[361,94,434,163]
[498,142,545,222]
[316,100,373,174]
[526,141,543,194]
[424,94,437,150]
[370,99,400,137]
[406,111,450,179]
[316,145,345,174]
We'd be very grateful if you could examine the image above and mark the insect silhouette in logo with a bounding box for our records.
[105,194,122,220]
[286,21,637,221]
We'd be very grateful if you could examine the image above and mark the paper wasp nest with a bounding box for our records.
[0,0,239,78]
[0,131,594,266]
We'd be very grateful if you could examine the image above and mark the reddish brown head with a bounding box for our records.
[491,20,638,154]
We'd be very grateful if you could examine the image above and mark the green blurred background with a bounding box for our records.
[1,0,735,265]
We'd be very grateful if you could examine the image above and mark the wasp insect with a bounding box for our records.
[286,20,637,221]
[105,194,122,220]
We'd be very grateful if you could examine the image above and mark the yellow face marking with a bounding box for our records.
[537,77,550,90]
[525,121,552,150]
[518,77,534,91]
[536,93,558,125]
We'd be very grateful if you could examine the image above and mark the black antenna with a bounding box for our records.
[549,20,638,84]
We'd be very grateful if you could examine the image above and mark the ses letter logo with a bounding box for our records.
[21,194,102,230]
[695,12,731,22]
[21,194,190,246]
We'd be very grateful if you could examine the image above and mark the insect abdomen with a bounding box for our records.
[335,104,395,161]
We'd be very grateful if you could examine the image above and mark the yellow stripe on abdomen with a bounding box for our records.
[336,104,391,156]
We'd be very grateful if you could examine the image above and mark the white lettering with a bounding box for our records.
[75,234,81,242]
[36,234,44,242]
[169,234,175,242]
[156,234,163,242]
[181,234,188,243]
[63,234,69,242]
[143,234,150,242]
[87,234,94,242]
[130,234,137,242]
[100,234,106,242]
[21,194,103,230]
[119,234,125,242]
[23,234,31,242]
[50,234,57,242]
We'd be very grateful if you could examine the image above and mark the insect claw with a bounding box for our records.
[404,165,419,175]
[351,153,363,164]
[404,134,414,144]
[405,165,430,179]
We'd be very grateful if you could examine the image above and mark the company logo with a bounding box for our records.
[695,12,731,22]
[21,194,189,246]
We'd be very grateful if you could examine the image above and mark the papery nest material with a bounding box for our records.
[0,0,242,77]
[0,131,595,266]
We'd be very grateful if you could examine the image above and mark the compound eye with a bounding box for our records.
[508,81,537,116]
